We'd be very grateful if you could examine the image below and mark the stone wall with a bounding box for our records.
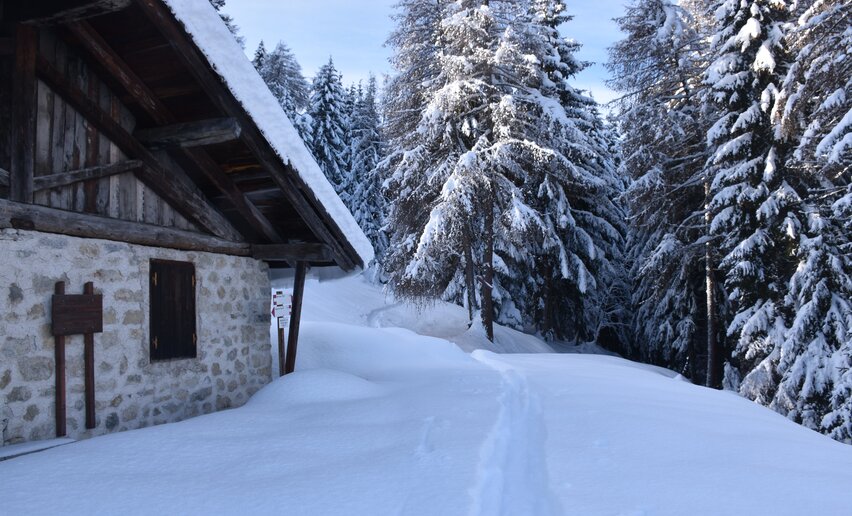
[0,229,272,445]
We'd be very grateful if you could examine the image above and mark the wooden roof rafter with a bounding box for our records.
[35,54,243,242]
[132,0,360,270]
[3,0,132,25]
[63,20,285,245]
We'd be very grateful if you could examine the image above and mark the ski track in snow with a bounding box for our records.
[468,350,561,516]
[365,302,403,328]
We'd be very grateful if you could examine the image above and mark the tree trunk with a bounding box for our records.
[481,188,495,342]
[705,180,721,388]
[542,265,554,338]
[464,231,477,323]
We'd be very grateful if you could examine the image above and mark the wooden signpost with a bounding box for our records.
[272,261,308,376]
[272,289,292,377]
[52,281,103,437]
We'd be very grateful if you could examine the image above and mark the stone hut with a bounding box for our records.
[0,0,372,447]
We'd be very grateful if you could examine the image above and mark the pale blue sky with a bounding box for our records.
[224,0,626,104]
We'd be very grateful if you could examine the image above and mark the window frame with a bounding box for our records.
[149,259,198,362]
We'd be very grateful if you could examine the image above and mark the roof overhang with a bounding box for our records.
[5,0,374,271]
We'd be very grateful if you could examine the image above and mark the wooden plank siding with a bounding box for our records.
[31,28,200,233]
[0,42,12,199]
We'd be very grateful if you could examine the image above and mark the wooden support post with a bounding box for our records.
[54,282,67,438]
[277,325,286,377]
[284,262,307,375]
[83,282,96,429]
[10,25,37,203]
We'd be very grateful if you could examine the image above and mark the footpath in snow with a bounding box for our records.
[2,273,851,515]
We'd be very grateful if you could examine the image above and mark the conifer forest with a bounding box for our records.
[222,0,852,443]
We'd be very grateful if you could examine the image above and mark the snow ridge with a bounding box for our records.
[468,351,561,516]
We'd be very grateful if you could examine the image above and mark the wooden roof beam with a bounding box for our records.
[0,198,249,256]
[135,118,241,150]
[3,0,131,24]
[32,160,143,191]
[132,0,360,270]
[251,243,334,263]
[36,54,243,242]
[64,20,284,245]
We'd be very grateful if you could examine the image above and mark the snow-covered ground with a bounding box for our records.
[2,273,851,515]
[278,271,605,358]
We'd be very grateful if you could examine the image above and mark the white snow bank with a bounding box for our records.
[3,322,852,515]
[162,0,374,267]
[1,321,502,516]
[273,272,556,357]
[246,368,384,406]
[493,353,852,516]
[4,273,851,515]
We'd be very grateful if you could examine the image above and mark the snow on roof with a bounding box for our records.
[162,0,374,268]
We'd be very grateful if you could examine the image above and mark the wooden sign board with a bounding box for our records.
[52,294,103,336]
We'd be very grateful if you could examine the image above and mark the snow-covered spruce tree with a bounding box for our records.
[607,0,714,378]
[252,40,267,69]
[518,0,629,346]
[308,58,351,199]
[384,0,507,340]
[774,205,852,441]
[383,0,446,146]
[383,0,623,342]
[705,0,803,390]
[349,76,389,258]
[381,0,447,296]
[209,0,245,48]
[780,0,851,179]
[341,83,359,198]
[765,0,852,442]
[256,42,312,141]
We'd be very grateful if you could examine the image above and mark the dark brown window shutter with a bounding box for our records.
[150,260,197,361]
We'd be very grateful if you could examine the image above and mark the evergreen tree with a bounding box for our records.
[607,0,713,378]
[523,0,628,345]
[257,43,310,119]
[764,0,852,441]
[256,42,312,142]
[308,58,350,198]
[349,76,389,258]
[780,0,851,178]
[704,0,801,390]
[209,0,245,48]
[252,40,267,69]
[384,0,623,342]
[381,0,447,292]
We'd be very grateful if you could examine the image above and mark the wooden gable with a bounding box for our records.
[33,28,201,233]
[0,0,368,271]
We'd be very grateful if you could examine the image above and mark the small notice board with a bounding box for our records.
[273,289,293,377]
[272,290,292,329]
